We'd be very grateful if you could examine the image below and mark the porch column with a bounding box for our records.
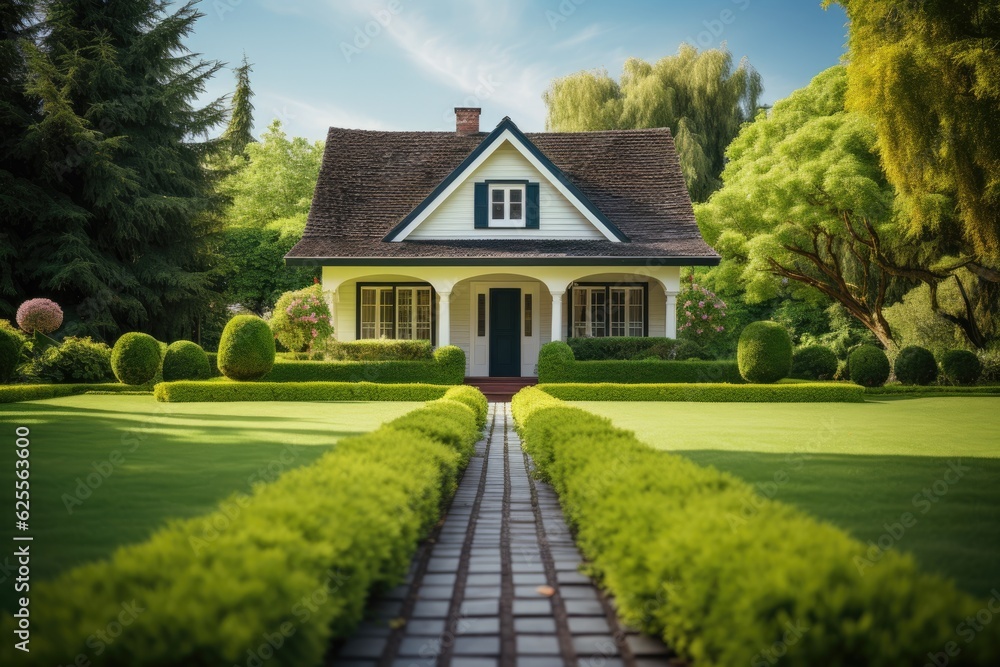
[665,290,679,338]
[437,290,451,347]
[551,291,564,342]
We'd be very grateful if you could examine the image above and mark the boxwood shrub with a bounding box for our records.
[0,327,21,382]
[941,349,982,386]
[849,345,891,387]
[218,315,276,381]
[162,340,211,381]
[539,382,864,403]
[329,339,433,361]
[154,381,452,403]
[262,345,466,385]
[0,392,483,666]
[111,332,162,385]
[737,321,792,383]
[893,346,938,385]
[790,345,838,381]
[568,337,686,361]
[537,341,741,384]
[0,383,153,403]
[510,387,1000,667]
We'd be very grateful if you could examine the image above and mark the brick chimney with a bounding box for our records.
[455,107,481,134]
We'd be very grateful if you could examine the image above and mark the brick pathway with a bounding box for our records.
[331,403,679,667]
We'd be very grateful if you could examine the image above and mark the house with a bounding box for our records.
[285,108,720,378]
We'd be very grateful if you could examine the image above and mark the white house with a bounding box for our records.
[285,108,719,378]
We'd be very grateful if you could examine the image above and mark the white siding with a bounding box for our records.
[449,282,471,375]
[408,142,606,241]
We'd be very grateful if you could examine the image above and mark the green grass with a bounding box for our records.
[0,395,420,612]
[574,396,1000,599]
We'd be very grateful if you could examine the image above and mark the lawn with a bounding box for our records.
[0,395,420,612]
[574,396,1000,599]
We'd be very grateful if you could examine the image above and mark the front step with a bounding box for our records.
[464,376,538,402]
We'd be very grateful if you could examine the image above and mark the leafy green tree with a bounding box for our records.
[14,0,226,341]
[219,227,316,315]
[222,54,255,158]
[697,67,903,348]
[829,0,1000,260]
[544,45,762,201]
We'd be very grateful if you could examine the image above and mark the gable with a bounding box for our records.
[406,141,606,241]
[384,119,628,243]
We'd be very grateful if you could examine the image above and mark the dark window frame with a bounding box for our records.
[566,282,649,339]
[356,282,437,345]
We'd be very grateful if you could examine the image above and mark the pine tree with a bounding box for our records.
[21,0,227,340]
[223,53,255,157]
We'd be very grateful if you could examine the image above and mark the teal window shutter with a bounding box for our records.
[474,183,489,228]
[526,183,540,229]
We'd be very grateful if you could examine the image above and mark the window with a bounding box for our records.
[524,293,533,337]
[571,284,646,338]
[477,294,486,337]
[489,184,526,227]
[359,285,433,341]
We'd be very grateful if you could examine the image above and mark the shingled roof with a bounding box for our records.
[286,118,720,266]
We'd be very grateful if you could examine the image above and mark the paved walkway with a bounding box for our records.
[332,403,679,667]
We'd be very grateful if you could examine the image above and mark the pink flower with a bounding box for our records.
[716,326,724,332]
[311,328,318,338]
[684,300,692,308]
[702,314,709,320]
[16,298,63,334]
[698,301,705,308]
[696,329,703,334]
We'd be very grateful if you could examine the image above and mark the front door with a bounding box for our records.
[489,288,521,377]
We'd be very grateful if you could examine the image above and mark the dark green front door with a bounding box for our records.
[489,288,521,377]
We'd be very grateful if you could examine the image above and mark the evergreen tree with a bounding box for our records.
[544,45,763,202]
[20,0,227,340]
[223,53,255,157]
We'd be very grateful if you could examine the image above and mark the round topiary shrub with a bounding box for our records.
[111,332,163,385]
[893,346,939,385]
[16,298,63,334]
[737,321,793,384]
[0,327,23,383]
[848,345,891,387]
[790,345,839,381]
[218,315,276,381]
[941,349,982,386]
[162,340,211,382]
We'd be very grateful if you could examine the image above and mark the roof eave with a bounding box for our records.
[284,255,721,267]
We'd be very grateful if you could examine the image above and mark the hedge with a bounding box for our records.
[0,390,484,666]
[111,332,162,385]
[154,381,453,403]
[0,383,153,403]
[218,315,276,381]
[737,321,792,383]
[510,388,1000,666]
[162,340,212,382]
[0,327,21,382]
[538,341,741,384]
[893,346,938,386]
[941,349,982,386]
[262,345,466,385]
[790,345,838,381]
[865,385,1000,396]
[328,339,433,361]
[539,382,865,403]
[566,337,699,361]
[849,345,891,387]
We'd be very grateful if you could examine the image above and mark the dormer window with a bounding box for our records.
[490,184,526,227]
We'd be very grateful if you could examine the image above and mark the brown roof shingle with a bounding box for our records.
[286,119,719,265]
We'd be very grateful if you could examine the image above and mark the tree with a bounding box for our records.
[544,45,762,201]
[13,0,226,341]
[829,0,1000,259]
[222,53,255,157]
[697,67,904,348]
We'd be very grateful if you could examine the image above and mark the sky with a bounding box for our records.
[185,0,850,141]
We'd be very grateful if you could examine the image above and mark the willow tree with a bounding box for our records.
[830,0,1000,260]
[544,45,762,201]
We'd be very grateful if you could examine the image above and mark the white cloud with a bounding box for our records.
[552,23,607,50]
[263,94,395,137]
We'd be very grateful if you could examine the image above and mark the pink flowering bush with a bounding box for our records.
[677,279,727,352]
[16,298,64,335]
[269,285,333,353]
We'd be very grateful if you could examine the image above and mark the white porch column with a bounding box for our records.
[437,290,451,347]
[551,291,565,342]
[665,290,679,338]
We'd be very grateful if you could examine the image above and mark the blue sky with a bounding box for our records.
[187,0,849,141]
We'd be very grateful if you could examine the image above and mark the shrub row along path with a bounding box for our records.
[331,403,679,667]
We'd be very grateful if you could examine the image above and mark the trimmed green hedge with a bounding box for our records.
[262,345,466,385]
[329,339,433,361]
[539,382,864,403]
[154,381,453,403]
[0,327,22,382]
[162,340,211,381]
[941,349,982,386]
[737,320,792,383]
[218,315,276,381]
[894,346,938,385]
[510,388,1000,667]
[111,332,162,385]
[538,341,741,384]
[566,337,703,361]
[790,345,838,381]
[849,344,891,387]
[0,383,153,403]
[1,392,483,666]
[865,384,1000,396]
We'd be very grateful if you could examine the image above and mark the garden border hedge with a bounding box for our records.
[539,382,864,402]
[154,381,452,403]
[538,341,742,384]
[0,383,152,403]
[510,387,999,666]
[1,387,486,666]
[261,345,466,385]
[865,384,1000,396]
